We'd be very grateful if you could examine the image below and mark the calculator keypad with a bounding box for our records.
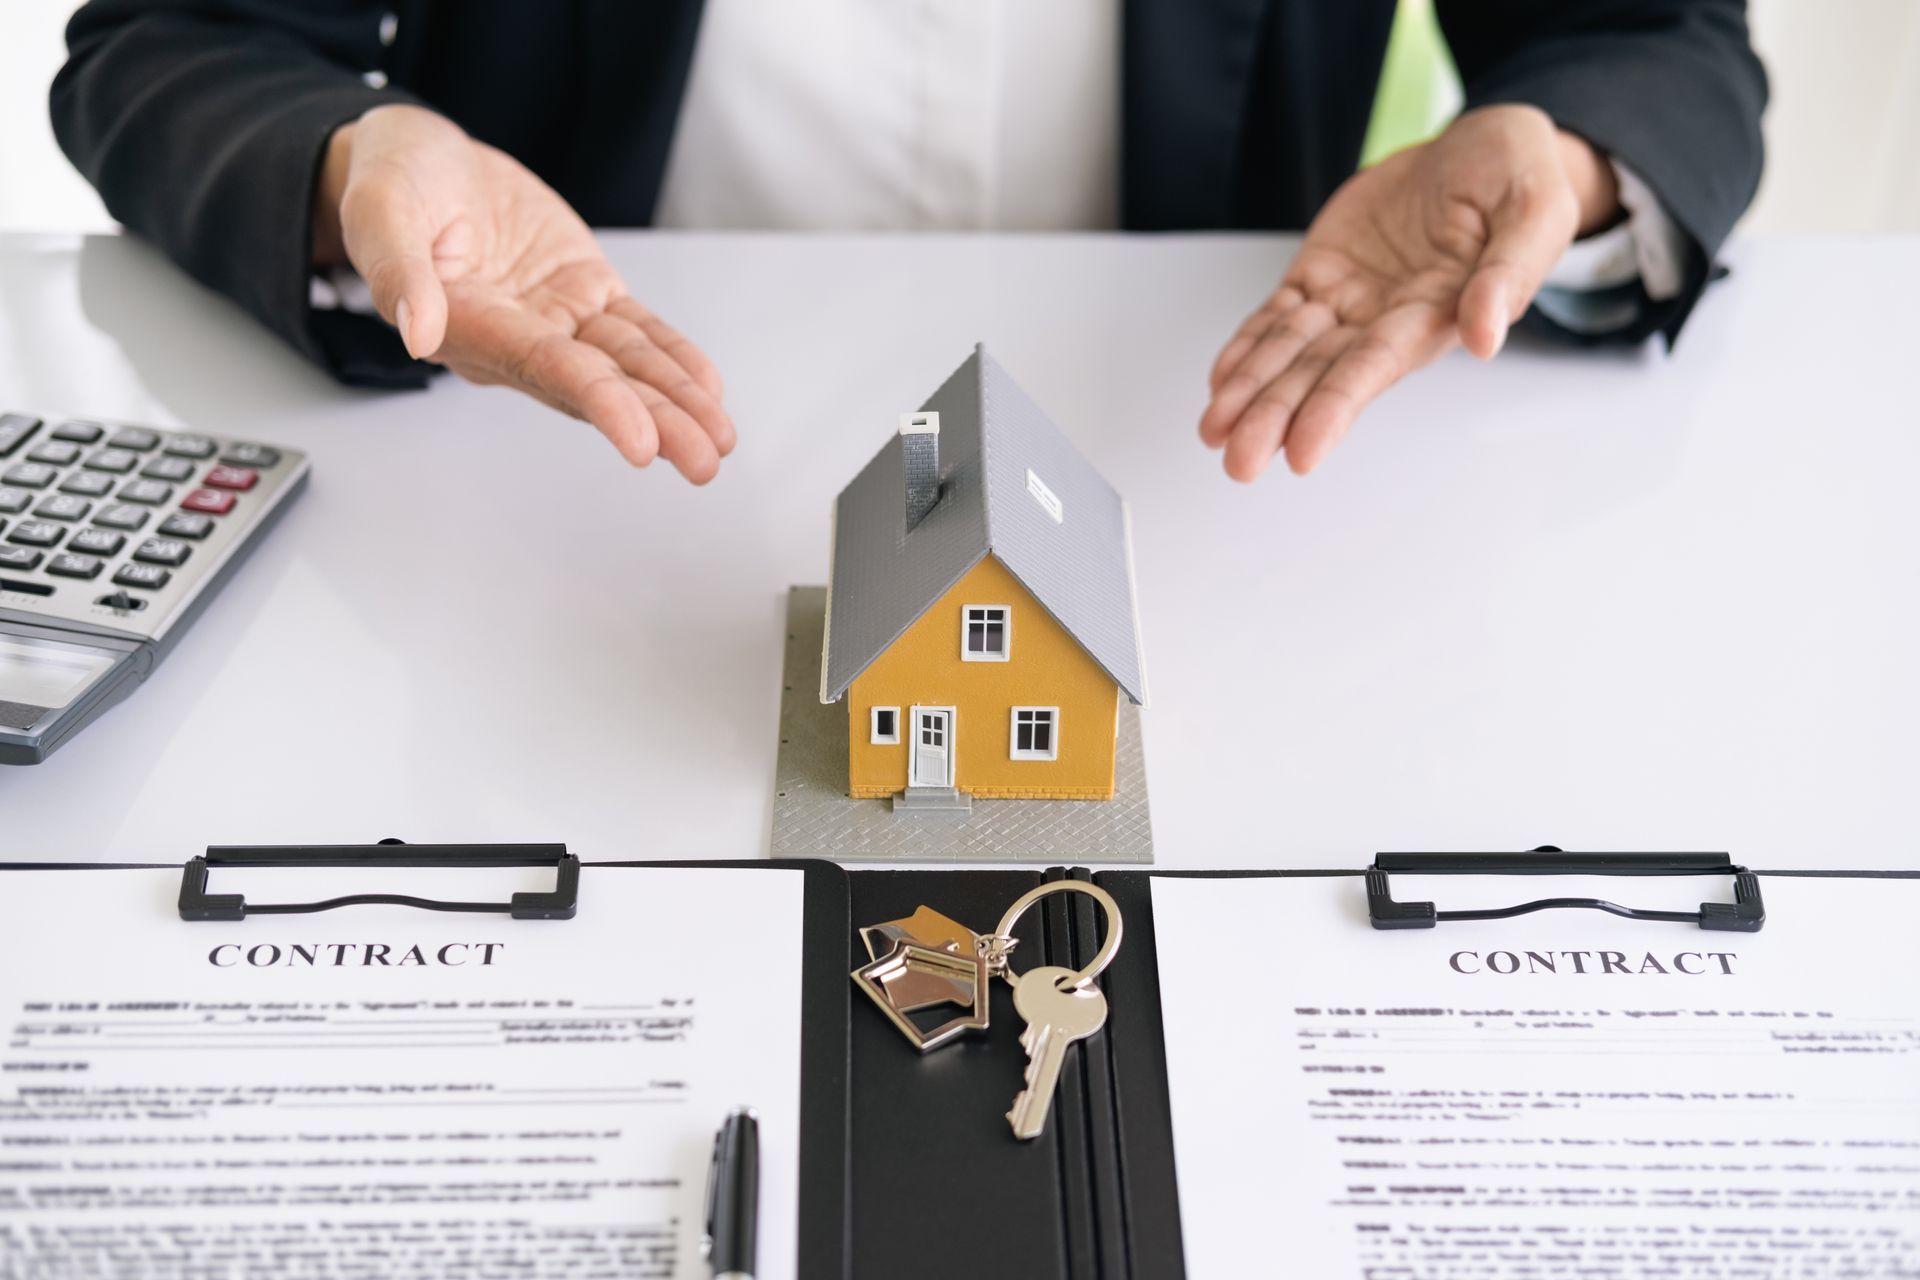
[94,504,149,531]
[58,471,116,497]
[112,561,171,589]
[107,427,160,452]
[132,538,192,567]
[118,479,174,506]
[219,443,281,468]
[0,411,305,640]
[204,465,258,491]
[181,488,236,515]
[51,420,104,444]
[3,463,56,489]
[35,495,91,522]
[7,521,63,547]
[27,442,82,467]
[157,512,214,540]
[0,415,40,457]
[68,528,125,557]
[140,456,196,482]
[84,449,137,474]
[46,553,104,580]
[163,435,216,459]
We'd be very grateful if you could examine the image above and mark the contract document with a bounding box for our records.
[0,865,806,1279]
[1154,873,1920,1278]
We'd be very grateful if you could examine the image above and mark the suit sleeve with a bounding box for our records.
[1438,0,1768,345]
[51,1,428,387]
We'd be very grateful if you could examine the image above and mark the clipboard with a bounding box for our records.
[0,846,851,1280]
[846,851,1920,1280]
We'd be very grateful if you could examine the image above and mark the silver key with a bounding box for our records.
[1006,964,1108,1140]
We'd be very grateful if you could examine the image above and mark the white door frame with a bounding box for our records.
[908,705,956,788]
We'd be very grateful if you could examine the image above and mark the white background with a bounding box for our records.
[2,0,1918,235]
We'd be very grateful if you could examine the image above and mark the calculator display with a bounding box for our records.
[0,632,115,711]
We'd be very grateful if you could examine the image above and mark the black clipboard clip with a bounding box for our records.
[178,840,580,921]
[1366,848,1764,932]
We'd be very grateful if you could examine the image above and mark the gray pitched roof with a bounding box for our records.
[820,345,1147,705]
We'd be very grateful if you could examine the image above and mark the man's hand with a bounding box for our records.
[313,104,733,482]
[1199,105,1621,481]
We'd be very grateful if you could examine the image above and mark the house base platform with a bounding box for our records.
[771,586,1155,864]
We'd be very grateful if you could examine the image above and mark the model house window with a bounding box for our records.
[1010,707,1058,760]
[1026,468,1064,523]
[962,606,1010,660]
[871,707,900,744]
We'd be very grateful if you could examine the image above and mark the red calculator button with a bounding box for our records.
[203,465,258,491]
[181,488,235,515]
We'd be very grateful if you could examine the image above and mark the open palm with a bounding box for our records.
[1200,105,1614,480]
[323,105,733,482]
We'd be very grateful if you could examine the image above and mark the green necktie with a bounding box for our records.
[1360,0,1460,168]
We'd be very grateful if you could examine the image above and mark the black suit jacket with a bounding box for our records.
[52,0,1766,390]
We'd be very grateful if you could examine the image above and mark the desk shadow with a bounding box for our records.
[76,235,384,430]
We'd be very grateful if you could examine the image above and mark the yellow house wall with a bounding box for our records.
[845,555,1119,800]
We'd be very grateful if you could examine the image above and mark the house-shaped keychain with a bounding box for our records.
[820,345,1148,811]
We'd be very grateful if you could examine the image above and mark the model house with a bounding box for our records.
[820,345,1147,808]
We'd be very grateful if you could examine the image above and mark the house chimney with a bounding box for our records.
[900,411,940,529]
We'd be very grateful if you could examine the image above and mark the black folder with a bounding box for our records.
[10,849,1916,1280]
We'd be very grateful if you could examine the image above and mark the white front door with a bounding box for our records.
[909,707,953,788]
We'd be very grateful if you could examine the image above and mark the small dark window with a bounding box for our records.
[876,709,896,737]
[1012,708,1057,759]
[964,606,1009,659]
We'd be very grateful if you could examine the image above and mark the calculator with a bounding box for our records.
[0,413,309,764]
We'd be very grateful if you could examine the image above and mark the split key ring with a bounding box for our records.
[985,880,1123,990]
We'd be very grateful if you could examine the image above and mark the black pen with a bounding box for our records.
[703,1107,759,1280]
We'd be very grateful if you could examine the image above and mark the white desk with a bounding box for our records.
[1,231,1914,869]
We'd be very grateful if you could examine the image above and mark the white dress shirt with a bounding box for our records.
[655,0,1685,332]
[1537,161,1689,331]
[655,0,1119,232]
